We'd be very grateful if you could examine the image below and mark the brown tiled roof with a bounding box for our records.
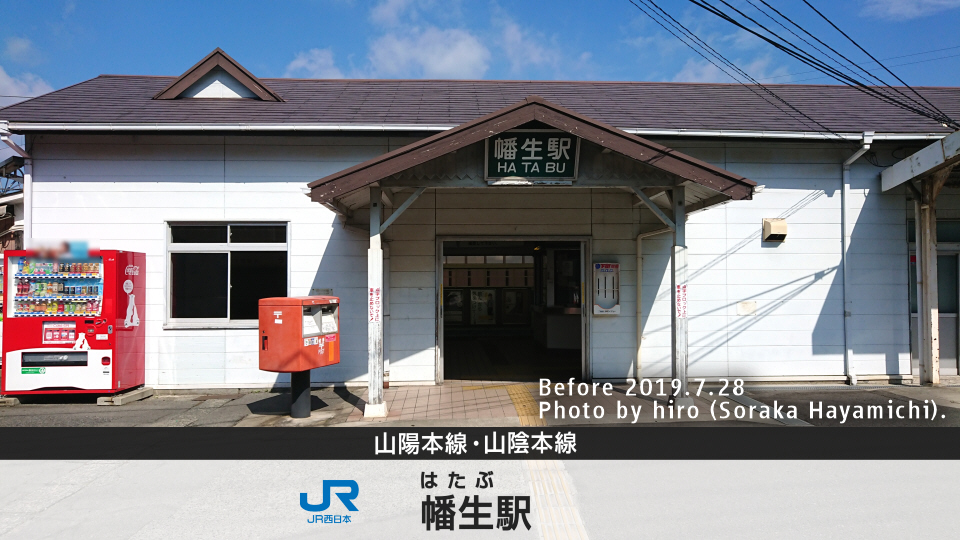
[309,96,756,204]
[2,75,959,134]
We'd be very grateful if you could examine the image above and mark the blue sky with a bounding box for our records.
[2,0,960,109]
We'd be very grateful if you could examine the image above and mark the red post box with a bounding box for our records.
[259,296,340,373]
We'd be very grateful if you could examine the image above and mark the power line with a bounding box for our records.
[752,0,951,126]
[759,49,960,82]
[628,0,844,139]
[685,0,958,128]
[704,0,946,122]
[687,0,937,123]
[728,0,955,126]
[800,0,955,129]
[748,0,869,87]
[762,52,960,84]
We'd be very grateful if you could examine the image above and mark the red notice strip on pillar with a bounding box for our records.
[369,287,381,323]
[676,284,687,319]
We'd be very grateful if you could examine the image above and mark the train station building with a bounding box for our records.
[2,49,959,401]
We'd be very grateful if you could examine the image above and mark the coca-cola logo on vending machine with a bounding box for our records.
[124,265,140,276]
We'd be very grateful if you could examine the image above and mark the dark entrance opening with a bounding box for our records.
[442,240,582,381]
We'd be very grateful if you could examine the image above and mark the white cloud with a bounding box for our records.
[370,0,415,26]
[0,64,53,104]
[284,48,345,79]
[498,18,561,74]
[672,56,790,83]
[721,29,764,51]
[369,0,462,27]
[673,58,728,83]
[368,27,490,78]
[3,37,42,65]
[862,0,960,20]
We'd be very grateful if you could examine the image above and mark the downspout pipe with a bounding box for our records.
[841,131,874,385]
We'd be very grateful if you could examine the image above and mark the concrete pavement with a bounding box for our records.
[3,382,960,427]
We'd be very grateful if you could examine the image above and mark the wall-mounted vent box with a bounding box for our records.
[762,218,787,242]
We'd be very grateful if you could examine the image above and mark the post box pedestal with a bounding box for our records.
[258,296,340,418]
[290,370,312,418]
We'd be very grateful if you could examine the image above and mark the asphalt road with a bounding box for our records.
[4,384,960,427]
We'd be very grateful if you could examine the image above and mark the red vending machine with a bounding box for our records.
[1,250,145,395]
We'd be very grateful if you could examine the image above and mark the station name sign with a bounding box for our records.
[485,130,580,182]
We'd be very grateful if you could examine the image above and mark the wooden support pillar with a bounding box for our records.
[918,168,953,386]
[671,185,693,406]
[365,185,388,417]
[914,196,927,383]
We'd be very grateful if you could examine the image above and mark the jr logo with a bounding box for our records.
[300,480,359,512]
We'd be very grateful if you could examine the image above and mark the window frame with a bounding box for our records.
[164,221,290,329]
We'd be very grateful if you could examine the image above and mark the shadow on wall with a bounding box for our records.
[640,188,845,374]
[641,158,909,378]
[642,164,909,375]
[310,215,371,384]
[826,159,909,376]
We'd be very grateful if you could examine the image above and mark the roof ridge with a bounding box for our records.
[73,74,960,91]
[98,74,176,79]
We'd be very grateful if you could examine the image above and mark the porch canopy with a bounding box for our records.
[307,95,756,416]
[882,129,960,385]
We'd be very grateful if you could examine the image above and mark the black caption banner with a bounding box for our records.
[0,427,959,460]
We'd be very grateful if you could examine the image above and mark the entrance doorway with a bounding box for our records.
[440,240,585,382]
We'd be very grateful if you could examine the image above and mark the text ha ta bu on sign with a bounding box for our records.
[486,131,579,185]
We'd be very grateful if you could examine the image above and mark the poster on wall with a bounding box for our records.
[444,289,465,324]
[502,288,530,325]
[593,262,620,314]
[470,289,497,325]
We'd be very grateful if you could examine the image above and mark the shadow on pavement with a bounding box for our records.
[246,393,330,416]
[13,394,104,405]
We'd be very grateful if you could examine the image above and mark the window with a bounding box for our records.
[908,220,960,243]
[168,223,287,325]
[909,254,958,314]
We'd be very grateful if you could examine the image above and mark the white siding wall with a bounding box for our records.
[385,190,438,383]
[30,133,415,388]
[28,134,912,386]
[590,191,641,380]
[639,140,910,379]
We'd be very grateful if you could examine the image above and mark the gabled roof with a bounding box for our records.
[2,77,958,137]
[308,95,756,203]
[153,48,284,102]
